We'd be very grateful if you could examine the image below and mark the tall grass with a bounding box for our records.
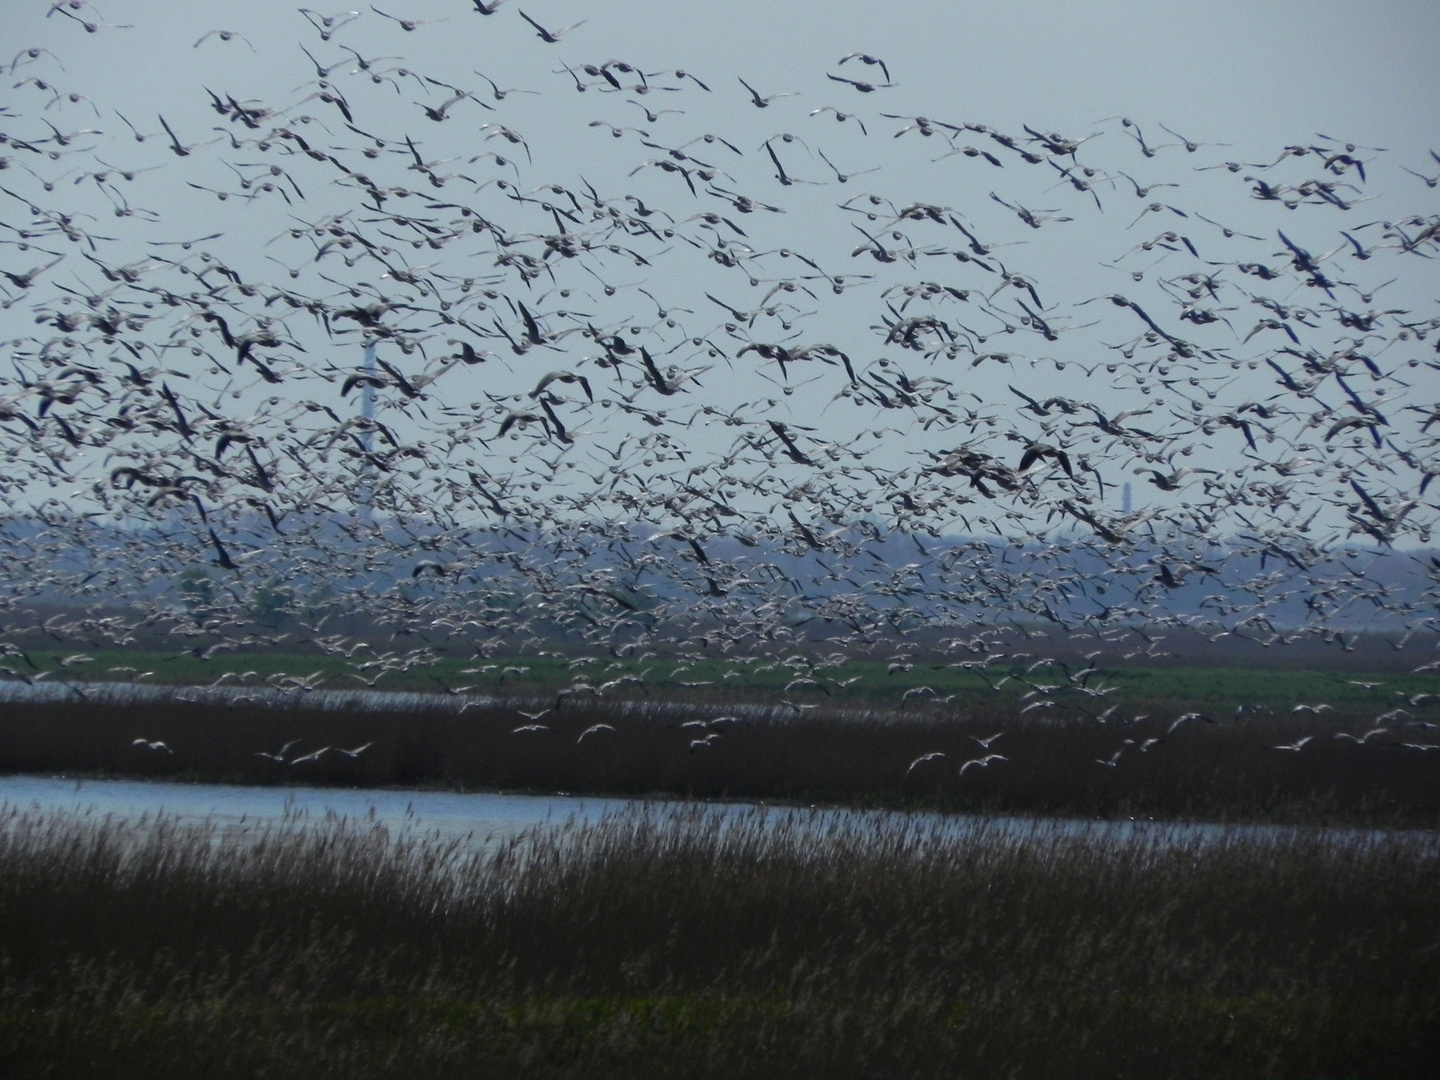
[1,802,1436,1078]
[3,689,1438,824]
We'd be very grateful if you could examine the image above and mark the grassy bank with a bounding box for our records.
[1,803,1436,1078]
[3,686,1438,824]
[12,646,1440,708]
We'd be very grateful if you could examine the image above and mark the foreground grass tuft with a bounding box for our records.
[1,803,1436,1077]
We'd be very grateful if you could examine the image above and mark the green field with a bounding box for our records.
[13,646,1440,711]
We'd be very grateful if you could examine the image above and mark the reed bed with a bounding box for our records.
[2,688,1438,824]
[0,802,1436,1078]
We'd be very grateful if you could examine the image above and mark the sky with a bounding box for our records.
[2,0,1437,559]
[14,2,1440,188]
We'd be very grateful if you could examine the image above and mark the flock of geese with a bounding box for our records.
[2,1,1439,759]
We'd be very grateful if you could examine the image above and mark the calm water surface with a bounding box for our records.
[0,774,639,845]
[2,774,1424,852]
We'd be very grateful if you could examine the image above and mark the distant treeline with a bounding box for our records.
[5,513,1435,645]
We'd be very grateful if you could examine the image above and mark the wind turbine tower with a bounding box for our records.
[358,340,377,514]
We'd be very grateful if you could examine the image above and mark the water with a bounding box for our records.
[0,774,634,846]
[1,774,1423,854]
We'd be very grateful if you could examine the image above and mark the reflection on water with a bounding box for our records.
[1,774,1419,852]
[0,774,634,847]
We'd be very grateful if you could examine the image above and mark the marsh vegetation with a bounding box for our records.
[1,801,1436,1078]
[4,663,1438,824]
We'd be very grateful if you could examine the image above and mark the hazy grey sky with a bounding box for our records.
[566,0,1440,151]
[3,0,1437,549]
[14,1,1439,149]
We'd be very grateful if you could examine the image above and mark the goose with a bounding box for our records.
[904,751,946,777]
[959,753,1007,775]
[738,77,797,108]
[254,739,301,763]
[1333,729,1384,745]
[517,10,585,43]
[837,52,891,82]
[1270,736,1314,752]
